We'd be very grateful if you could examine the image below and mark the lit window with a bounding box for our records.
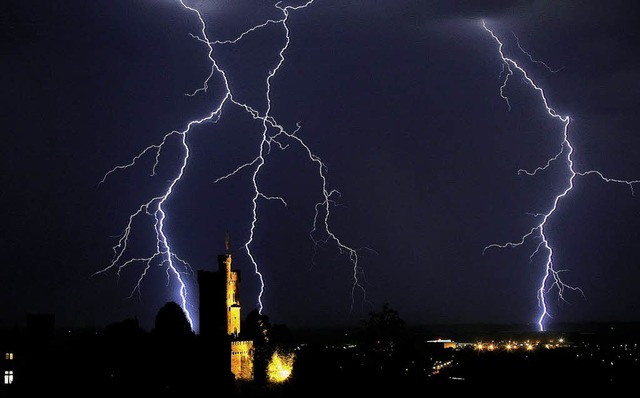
[5,353,13,360]
[4,370,13,385]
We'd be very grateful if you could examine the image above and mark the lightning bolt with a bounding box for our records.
[481,21,640,331]
[95,0,368,330]
[511,31,565,74]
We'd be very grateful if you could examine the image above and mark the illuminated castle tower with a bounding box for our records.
[198,233,254,381]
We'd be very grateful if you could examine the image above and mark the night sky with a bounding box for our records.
[2,0,640,332]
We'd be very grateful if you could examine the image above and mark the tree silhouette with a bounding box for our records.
[147,301,198,392]
[152,301,193,338]
[242,308,273,386]
[242,308,271,345]
[362,302,405,351]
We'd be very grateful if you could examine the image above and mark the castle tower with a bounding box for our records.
[198,233,254,381]
[197,232,241,338]
[221,232,241,337]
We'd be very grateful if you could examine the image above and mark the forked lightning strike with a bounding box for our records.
[482,21,640,331]
[95,0,368,330]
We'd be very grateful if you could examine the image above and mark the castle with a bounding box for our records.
[198,233,254,381]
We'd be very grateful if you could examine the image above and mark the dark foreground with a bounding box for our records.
[240,322,640,396]
[3,321,640,396]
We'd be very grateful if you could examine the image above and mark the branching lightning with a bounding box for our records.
[95,0,368,330]
[511,31,565,74]
[481,21,640,331]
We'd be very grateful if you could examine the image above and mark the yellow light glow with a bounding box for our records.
[267,350,295,383]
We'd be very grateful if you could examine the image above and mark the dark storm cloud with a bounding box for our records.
[0,1,37,53]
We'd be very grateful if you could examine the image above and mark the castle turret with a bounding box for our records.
[198,233,253,381]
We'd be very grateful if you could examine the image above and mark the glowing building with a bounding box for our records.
[427,338,457,350]
[198,234,254,381]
